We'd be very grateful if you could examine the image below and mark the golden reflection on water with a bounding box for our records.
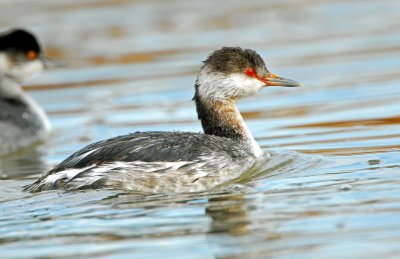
[300,145,400,156]
[1,0,400,258]
[206,194,250,236]
[88,49,193,66]
[289,116,400,128]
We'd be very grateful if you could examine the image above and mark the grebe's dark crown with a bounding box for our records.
[0,29,41,54]
[202,47,268,77]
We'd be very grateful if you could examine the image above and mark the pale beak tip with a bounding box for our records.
[40,56,67,68]
[265,74,303,87]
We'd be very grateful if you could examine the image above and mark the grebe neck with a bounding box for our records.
[194,94,262,157]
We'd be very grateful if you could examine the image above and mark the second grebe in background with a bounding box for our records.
[25,47,301,193]
[0,28,52,155]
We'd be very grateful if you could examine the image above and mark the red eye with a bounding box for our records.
[245,68,256,77]
[26,50,38,60]
[245,68,268,84]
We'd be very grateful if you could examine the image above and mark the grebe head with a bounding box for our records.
[0,29,48,83]
[195,47,302,102]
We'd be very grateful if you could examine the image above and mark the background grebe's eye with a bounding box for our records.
[245,68,256,77]
[26,50,38,60]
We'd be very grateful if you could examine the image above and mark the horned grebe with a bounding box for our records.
[0,29,52,155]
[25,47,301,193]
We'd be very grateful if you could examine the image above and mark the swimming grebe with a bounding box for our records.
[25,47,301,193]
[0,29,52,154]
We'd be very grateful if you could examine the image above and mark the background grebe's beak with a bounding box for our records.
[39,56,66,69]
[264,73,303,87]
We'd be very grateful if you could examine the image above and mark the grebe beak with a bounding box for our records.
[263,73,303,87]
[40,56,66,69]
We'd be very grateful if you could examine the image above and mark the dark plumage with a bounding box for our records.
[0,97,45,153]
[53,132,246,168]
[0,29,41,54]
[0,97,42,131]
[26,131,255,192]
[202,47,268,77]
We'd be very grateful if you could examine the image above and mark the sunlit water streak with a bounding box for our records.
[1,0,400,258]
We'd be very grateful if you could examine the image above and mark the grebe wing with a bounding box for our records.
[0,98,44,154]
[50,131,246,173]
[25,132,256,192]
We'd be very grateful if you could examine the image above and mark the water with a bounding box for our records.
[1,0,400,258]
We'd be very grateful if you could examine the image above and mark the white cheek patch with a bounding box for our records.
[0,53,11,72]
[225,74,265,98]
[13,59,44,82]
[0,54,43,82]
[197,68,264,100]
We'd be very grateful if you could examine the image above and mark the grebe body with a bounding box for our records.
[0,29,51,154]
[26,47,301,193]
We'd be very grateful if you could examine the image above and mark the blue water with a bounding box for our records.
[1,0,400,258]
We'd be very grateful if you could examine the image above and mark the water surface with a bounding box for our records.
[1,0,400,258]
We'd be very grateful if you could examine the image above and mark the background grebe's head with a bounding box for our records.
[0,28,45,83]
[195,47,302,102]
